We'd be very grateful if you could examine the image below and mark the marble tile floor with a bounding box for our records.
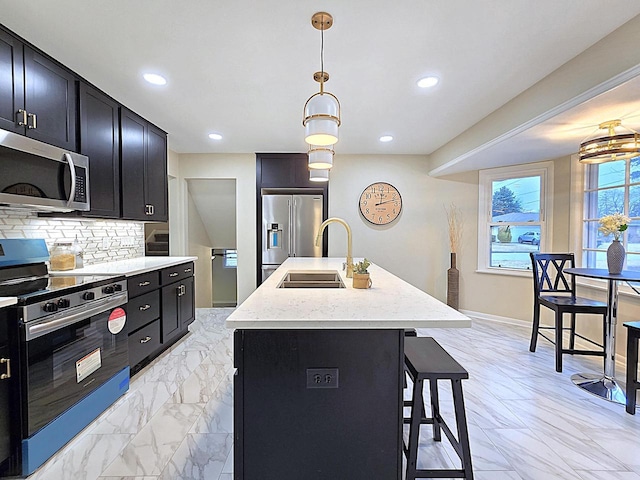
[18,308,640,480]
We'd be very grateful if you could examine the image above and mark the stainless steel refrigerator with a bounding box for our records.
[261,194,323,282]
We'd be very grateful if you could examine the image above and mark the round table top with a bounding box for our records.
[565,268,640,282]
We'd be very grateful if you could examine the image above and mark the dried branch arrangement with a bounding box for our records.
[445,203,464,254]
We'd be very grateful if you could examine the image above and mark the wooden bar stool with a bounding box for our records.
[624,322,640,415]
[403,337,473,480]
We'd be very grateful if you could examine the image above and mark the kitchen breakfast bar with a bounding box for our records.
[226,258,470,479]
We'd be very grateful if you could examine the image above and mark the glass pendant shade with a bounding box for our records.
[303,92,341,146]
[309,168,329,182]
[308,145,334,170]
[579,120,640,164]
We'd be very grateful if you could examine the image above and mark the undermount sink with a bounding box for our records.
[277,270,346,289]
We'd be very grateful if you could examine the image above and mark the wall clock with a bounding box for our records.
[359,182,402,225]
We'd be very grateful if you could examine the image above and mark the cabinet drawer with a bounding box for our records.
[127,290,160,332]
[161,262,194,285]
[128,271,160,298]
[128,319,161,368]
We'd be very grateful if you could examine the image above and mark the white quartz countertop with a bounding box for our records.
[226,257,471,329]
[51,256,198,277]
[0,297,17,308]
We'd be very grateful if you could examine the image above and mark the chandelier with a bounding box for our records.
[579,119,640,164]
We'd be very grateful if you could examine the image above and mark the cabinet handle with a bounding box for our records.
[139,304,151,311]
[140,336,152,344]
[145,205,155,216]
[177,284,185,297]
[0,358,11,380]
[27,113,37,129]
[169,272,178,277]
[138,281,151,287]
[184,268,192,273]
[17,109,27,126]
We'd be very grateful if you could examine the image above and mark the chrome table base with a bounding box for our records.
[571,373,627,405]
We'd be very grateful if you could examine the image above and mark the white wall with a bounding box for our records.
[173,153,256,303]
[187,191,214,308]
[187,179,237,248]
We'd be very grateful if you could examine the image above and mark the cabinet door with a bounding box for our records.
[120,108,147,220]
[145,123,168,222]
[161,282,180,343]
[0,344,10,467]
[0,30,24,134]
[23,46,76,151]
[79,82,120,218]
[180,276,195,328]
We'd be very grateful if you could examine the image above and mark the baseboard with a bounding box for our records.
[460,309,630,373]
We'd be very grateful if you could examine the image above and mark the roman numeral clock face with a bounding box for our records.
[359,182,402,225]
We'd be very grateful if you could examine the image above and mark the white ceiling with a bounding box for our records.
[2,0,640,168]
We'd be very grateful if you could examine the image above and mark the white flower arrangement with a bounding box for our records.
[598,213,631,241]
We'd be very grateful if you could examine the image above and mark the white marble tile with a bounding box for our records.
[576,472,640,480]
[99,477,158,480]
[28,433,132,480]
[101,404,203,477]
[221,447,233,474]
[484,428,579,480]
[170,363,231,404]
[474,472,525,480]
[189,377,233,434]
[158,434,232,480]
[588,427,640,466]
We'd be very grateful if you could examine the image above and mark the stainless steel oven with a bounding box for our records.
[0,239,129,476]
[0,127,89,212]
[21,289,128,437]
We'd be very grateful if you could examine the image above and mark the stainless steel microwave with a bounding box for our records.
[0,128,89,212]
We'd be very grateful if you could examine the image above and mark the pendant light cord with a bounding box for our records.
[320,26,325,93]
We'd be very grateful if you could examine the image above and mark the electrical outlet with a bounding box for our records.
[306,368,339,389]
[101,237,109,250]
[120,237,135,247]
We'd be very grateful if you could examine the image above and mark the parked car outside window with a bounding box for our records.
[518,231,540,245]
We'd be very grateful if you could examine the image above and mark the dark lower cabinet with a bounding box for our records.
[234,329,403,480]
[161,276,194,344]
[78,82,120,218]
[0,308,19,477]
[127,263,195,374]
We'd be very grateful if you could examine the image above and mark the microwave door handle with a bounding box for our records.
[63,153,77,207]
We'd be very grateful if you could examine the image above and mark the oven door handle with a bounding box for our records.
[25,292,128,341]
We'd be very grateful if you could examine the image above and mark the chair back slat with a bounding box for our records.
[530,253,576,296]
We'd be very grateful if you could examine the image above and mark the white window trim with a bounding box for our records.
[477,161,554,276]
[569,154,640,299]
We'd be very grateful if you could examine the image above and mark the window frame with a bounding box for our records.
[477,162,554,276]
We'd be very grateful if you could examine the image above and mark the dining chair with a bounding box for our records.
[529,253,607,372]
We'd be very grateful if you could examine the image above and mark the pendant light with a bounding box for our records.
[308,145,334,170]
[303,12,341,146]
[309,168,330,182]
[579,119,640,164]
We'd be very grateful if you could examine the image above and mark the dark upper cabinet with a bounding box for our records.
[0,29,24,135]
[78,82,120,218]
[121,108,168,222]
[23,47,77,151]
[0,28,76,151]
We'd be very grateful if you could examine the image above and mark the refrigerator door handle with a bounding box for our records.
[291,197,297,257]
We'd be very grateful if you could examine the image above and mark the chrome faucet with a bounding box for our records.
[315,217,353,278]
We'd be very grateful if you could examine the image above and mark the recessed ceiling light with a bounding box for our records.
[379,135,393,143]
[143,73,167,85]
[208,133,223,140]
[417,76,439,88]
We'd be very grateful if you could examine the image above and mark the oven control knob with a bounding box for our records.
[82,291,95,301]
[103,285,115,294]
[43,302,58,313]
[57,298,71,308]
[114,284,123,292]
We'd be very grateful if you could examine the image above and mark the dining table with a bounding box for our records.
[565,268,640,405]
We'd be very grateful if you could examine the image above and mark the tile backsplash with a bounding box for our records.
[0,209,144,265]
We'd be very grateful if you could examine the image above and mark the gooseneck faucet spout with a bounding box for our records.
[315,217,353,278]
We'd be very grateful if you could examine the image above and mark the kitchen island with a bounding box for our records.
[227,257,470,480]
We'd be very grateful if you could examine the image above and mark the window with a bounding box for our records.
[582,157,640,271]
[478,162,553,273]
